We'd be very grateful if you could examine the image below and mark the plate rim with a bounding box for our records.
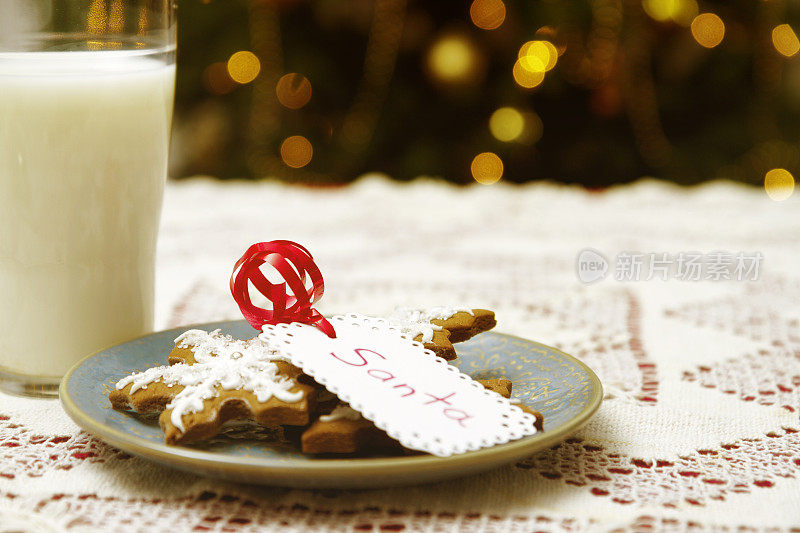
[60,320,603,475]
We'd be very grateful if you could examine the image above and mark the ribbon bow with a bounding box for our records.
[230,240,336,338]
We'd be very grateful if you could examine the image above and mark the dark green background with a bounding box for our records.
[171,0,800,186]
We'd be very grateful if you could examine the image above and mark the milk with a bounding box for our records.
[0,51,175,377]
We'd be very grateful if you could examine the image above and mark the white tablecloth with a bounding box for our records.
[1,176,799,531]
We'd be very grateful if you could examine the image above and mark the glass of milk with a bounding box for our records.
[0,1,176,396]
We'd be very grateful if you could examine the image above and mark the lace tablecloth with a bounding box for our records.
[2,176,799,532]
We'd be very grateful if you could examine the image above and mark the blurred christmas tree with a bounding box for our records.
[170,0,800,188]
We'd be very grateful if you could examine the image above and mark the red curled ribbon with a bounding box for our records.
[230,240,336,338]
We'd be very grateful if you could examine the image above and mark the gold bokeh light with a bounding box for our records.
[203,62,236,95]
[426,34,480,85]
[691,13,725,49]
[535,27,567,56]
[489,107,525,142]
[642,0,673,22]
[470,0,506,31]
[276,73,312,109]
[764,168,795,201]
[520,112,543,144]
[772,24,800,57]
[642,0,698,26]
[518,40,557,72]
[227,51,261,84]
[513,59,545,88]
[280,136,313,168]
[87,0,107,35]
[471,152,504,184]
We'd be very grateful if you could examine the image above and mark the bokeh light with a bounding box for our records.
[426,34,481,85]
[764,168,795,201]
[772,24,800,58]
[137,6,149,35]
[691,13,725,49]
[518,40,558,72]
[642,0,698,26]
[87,0,107,35]
[108,0,124,34]
[276,73,312,109]
[642,0,673,21]
[513,59,545,88]
[519,112,543,144]
[280,136,313,168]
[469,0,506,31]
[471,152,504,184]
[672,0,698,26]
[203,61,236,95]
[535,27,567,56]
[341,115,372,146]
[489,107,525,142]
[227,51,261,84]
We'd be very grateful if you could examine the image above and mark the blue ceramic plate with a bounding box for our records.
[60,321,602,488]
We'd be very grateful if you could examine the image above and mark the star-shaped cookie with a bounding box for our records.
[387,307,497,360]
[301,378,542,454]
[109,329,316,445]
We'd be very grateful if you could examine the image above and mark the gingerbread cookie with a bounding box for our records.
[109,329,316,445]
[300,404,403,455]
[300,378,540,454]
[478,378,513,398]
[480,379,543,430]
[516,403,544,430]
[387,307,497,360]
[109,308,541,452]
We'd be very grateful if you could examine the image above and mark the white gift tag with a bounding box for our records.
[259,314,538,457]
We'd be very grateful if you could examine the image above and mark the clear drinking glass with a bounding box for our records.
[0,1,176,397]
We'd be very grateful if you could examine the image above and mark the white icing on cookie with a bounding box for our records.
[115,329,303,432]
[318,403,362,422]
[386,306,473,343]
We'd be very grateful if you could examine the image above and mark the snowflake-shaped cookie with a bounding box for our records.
[109,329,316,445]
